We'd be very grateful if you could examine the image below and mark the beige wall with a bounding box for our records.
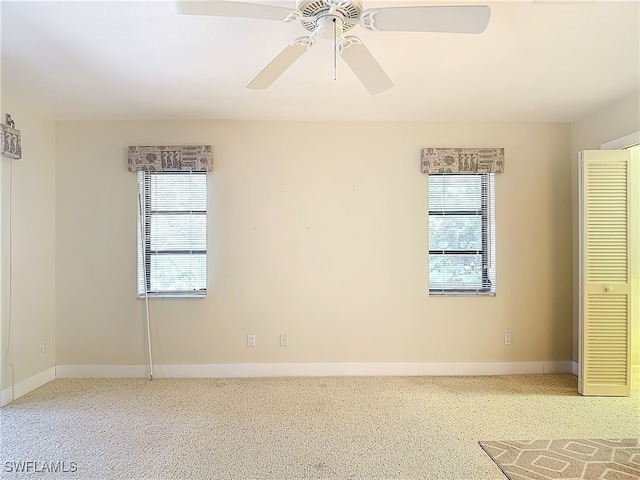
[1,92,633,381]
[0,97,56,389]
[55,120,572,366]
[570,93,640,154]
[570,92,640,365]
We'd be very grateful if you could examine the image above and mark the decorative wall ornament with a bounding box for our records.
[421,148,504,174]
[128,145,213,172]
[1,123,22,160]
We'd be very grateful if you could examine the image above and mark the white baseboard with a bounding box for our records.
[543,361,575,374]
[571,361,578,376]
[56,361,575,379]
[1,366,56,407]
[55,364,147,378]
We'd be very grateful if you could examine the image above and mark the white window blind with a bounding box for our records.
[428,173,496,295]
[137,171,207,298]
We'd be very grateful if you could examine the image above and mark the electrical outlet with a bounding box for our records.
[280,334,288,347]
[504,333,512,345]
[247,334,255,347]
[40,340,48,354]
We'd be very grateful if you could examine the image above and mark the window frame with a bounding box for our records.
[428,173,495,296]
[138,170,207,299]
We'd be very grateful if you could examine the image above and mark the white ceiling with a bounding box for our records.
[1,0,638,122]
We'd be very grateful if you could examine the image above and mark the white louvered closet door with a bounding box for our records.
[578,150,631,396]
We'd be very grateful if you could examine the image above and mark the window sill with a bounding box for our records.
[429,290,495,297]
[137,293,206,300]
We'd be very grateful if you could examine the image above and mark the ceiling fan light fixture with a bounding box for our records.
[298,0,362,33]
[316,14,344,39]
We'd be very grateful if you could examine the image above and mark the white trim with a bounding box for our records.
[55,364,148,378]
[600,131,640,150]
[571,361,578,376]
[542,361,574,374]
[56,361,574,379]
[1,367,56,407]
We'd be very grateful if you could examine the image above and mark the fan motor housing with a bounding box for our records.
[296,0,362,33]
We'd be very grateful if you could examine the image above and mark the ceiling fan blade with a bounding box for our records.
[360,5,491,34]
[247,37,314,90]
[338,37,393,95]
[172,0,294,21]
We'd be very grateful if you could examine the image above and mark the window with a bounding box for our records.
[428,173,496,295]
[137,171,207,298]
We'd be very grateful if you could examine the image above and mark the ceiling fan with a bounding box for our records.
[173,0,491,95]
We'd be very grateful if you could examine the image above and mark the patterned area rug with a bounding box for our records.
[479,439,640,480]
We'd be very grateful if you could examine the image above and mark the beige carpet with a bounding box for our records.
[479,439,640,480]
[1,371,639,479]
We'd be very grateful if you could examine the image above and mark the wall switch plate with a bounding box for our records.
[280,334,288,347]
[40,340,48,354]
[504,333,512,345]
[247,334,255,347]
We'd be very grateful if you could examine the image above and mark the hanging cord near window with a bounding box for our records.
[3,158,16,403]
[137,186,154,381]
[333,17,337,81]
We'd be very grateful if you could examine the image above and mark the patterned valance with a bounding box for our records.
[128,145,213,172]
[421,148,504,174]
[1,123,22,159]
